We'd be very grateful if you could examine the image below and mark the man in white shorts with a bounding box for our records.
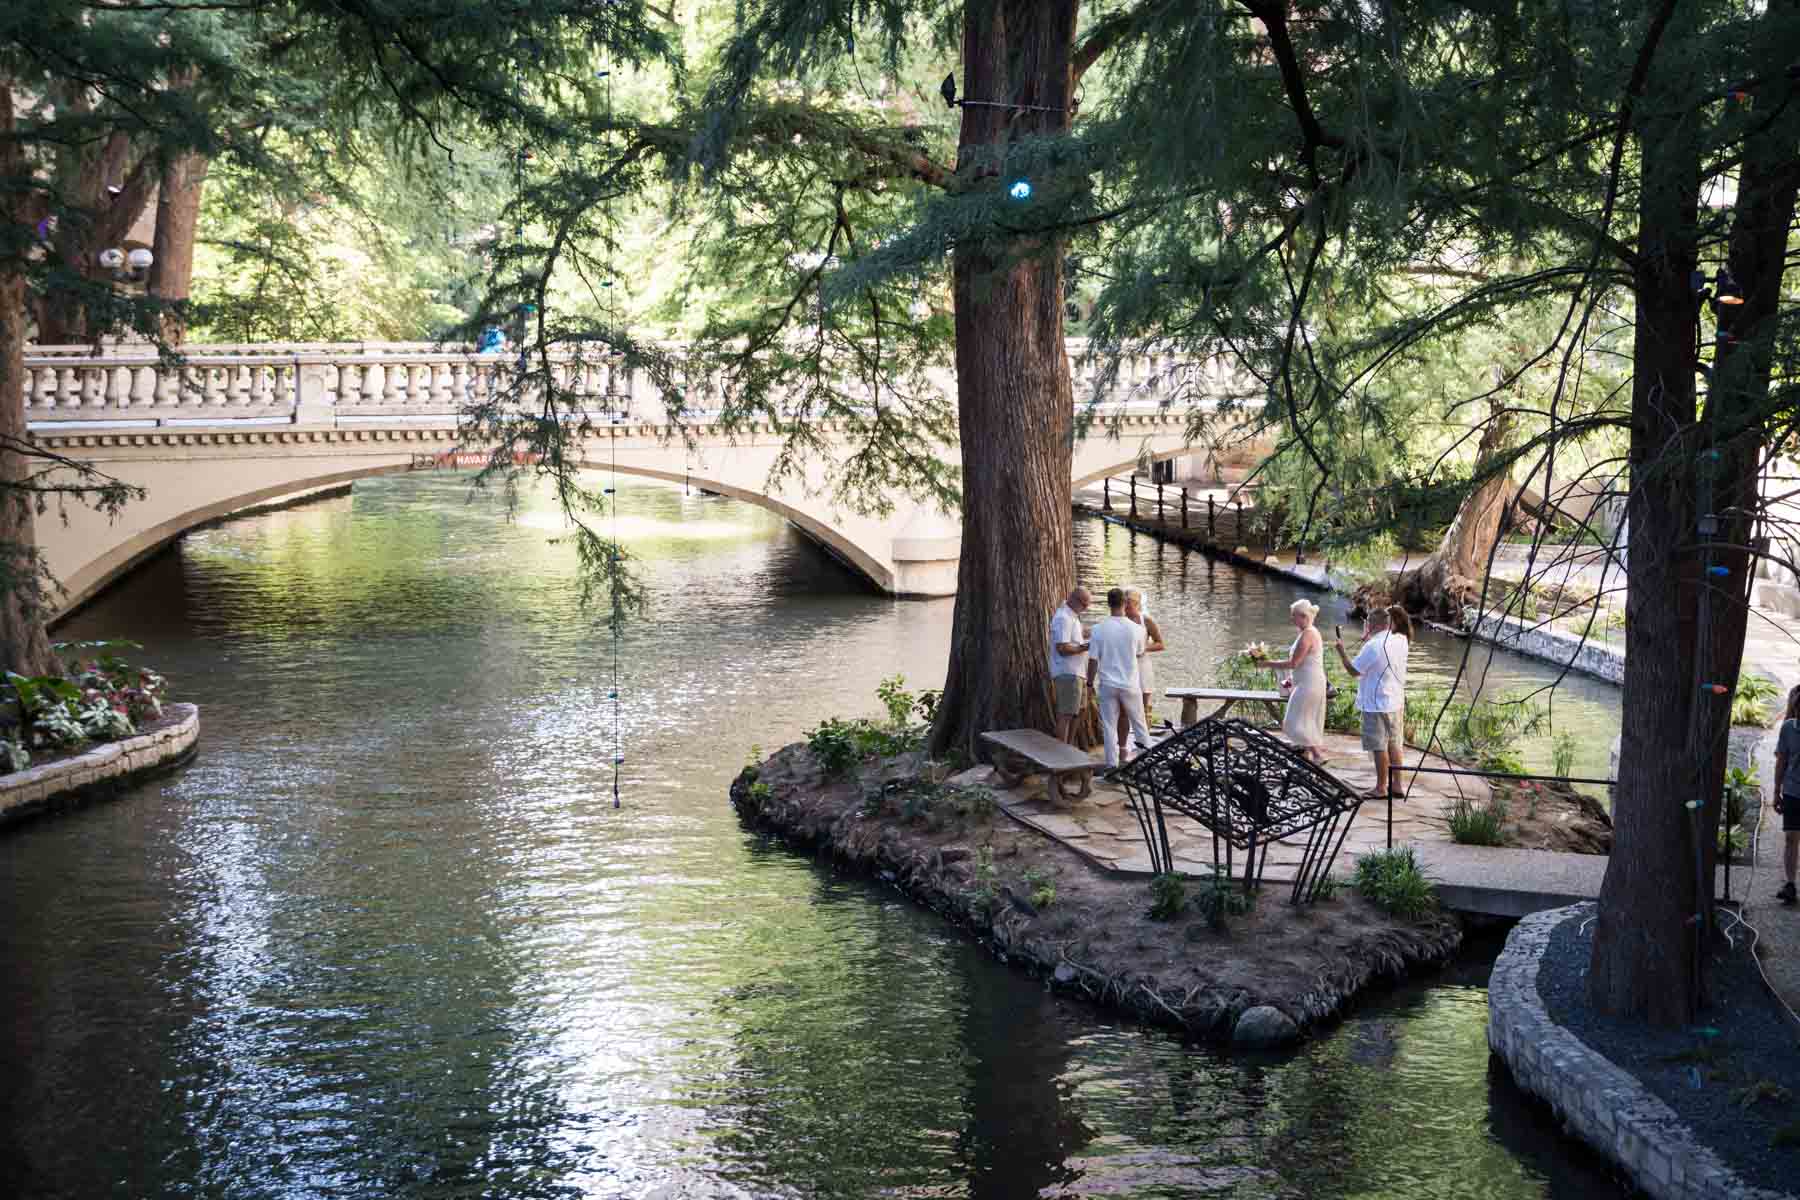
[1085,587,1149,770]
[1048,586,1092,743]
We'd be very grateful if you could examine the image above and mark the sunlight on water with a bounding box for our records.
[0,477,1626,1199]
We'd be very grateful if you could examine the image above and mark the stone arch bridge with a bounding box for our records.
[24,342,1268,618]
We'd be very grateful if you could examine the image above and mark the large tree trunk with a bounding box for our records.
[928,0,1079,760]
[1588,0,1800,1027]
[34,117,158,347]
[1588,3,1708,1025]
[150,151,208,345]
[0,85,60,677]
[1390,407,1514,623]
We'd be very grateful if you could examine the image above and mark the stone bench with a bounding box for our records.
[980,729,1095,806]
[1166,687,1287,728]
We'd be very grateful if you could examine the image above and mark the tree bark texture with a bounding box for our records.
[1588,14,1706,1024]
[1391,408,1514,623]
[150,151,208,345]
[928,0,1080,761]
[0,85,61,677]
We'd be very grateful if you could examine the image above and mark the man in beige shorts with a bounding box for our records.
[1048,586,1092,743]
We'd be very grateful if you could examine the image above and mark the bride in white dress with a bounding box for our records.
[1259,598,1328,764]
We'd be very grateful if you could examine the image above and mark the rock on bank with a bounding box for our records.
[732,741,1463,1046]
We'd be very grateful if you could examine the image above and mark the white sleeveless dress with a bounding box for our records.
[1136,612,1157,696]
[1281,630,1327,750]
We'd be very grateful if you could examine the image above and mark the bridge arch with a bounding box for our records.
[56,463,422,620]
[572,459,895,592]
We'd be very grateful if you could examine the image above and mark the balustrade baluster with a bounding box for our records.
[21,365,37,411]
[129,365,154,409]
[249,364,270,407]
[360,362,384,408]
[155,366,179,407]
[385,362,407,406]
[58,366,78,409]
[432,363,454,407]
[337,362,361,407]
[229,364,251,406]
[105,366,129,410]
[204,366,229,407]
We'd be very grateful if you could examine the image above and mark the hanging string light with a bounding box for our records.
[603,50,625,810]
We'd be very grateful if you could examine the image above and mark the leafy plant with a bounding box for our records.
[1190,867,1254,929]
[0,735,28,772]
[1720,766,1757,858]
[1732,674,1780,728]
[1446,795,1509,846]
[876,674,915,728]
[806,718,865,776]
[1353,848,1438,919]
[972,845,999,913]
[1022,867,1057,910]
[1148,872,1186,921]
[1551,732,1579,779]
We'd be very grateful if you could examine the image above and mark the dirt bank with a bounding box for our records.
[732,742,1464,1046]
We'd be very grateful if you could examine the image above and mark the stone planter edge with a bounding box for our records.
[1488,903,1794,1200]
[0,702,198,827]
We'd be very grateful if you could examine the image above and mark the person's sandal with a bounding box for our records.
[1778,881,1797,905]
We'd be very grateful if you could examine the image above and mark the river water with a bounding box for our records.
[2,475,1626,1199]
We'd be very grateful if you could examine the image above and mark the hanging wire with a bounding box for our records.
[604,55,624,810]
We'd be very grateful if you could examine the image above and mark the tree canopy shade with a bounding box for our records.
[1,0,681,667]
[632,0,1800,1027]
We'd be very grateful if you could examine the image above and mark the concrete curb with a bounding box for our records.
[1488,904,1795,1200]
[1467,612,1625,685]
[0,702,198,828]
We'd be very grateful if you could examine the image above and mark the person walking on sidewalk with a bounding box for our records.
[1086,587,1150,771]
[1772,684,1800,905]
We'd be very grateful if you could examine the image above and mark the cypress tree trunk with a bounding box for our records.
[928,0,1079,761]
[1588,8,1706,1023]
[150,151,208,345]
[1588,0,1800,1026]
[1392,408,1513,623]
[0,85,59,678]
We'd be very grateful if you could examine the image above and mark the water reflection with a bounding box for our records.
[0,476,1627,1198]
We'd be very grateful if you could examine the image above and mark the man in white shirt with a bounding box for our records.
[1085,587,1150,769]
[1333,606,1411,799]
[1048,586,1092,743]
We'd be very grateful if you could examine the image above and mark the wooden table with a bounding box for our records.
[1165,687,1287,728]
[980,729,1095,806]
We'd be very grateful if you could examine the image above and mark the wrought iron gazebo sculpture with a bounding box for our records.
[1112,718,1365,904]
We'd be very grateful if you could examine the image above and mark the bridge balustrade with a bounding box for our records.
[20,339,1240,428]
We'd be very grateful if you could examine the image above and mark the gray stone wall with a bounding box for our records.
[1468,612,1625,685]
[1489,905,1791,1200]
[0,703,198,824]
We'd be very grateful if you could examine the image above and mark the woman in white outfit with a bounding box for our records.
[1258,598,1329,764]
[1124,588,1166,728]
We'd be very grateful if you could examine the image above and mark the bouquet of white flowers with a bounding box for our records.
[1244,640,1273,661]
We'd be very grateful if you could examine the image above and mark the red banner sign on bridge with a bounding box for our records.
[411,450,543,471]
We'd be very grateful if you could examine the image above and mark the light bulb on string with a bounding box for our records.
[1714,268,1744,305]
